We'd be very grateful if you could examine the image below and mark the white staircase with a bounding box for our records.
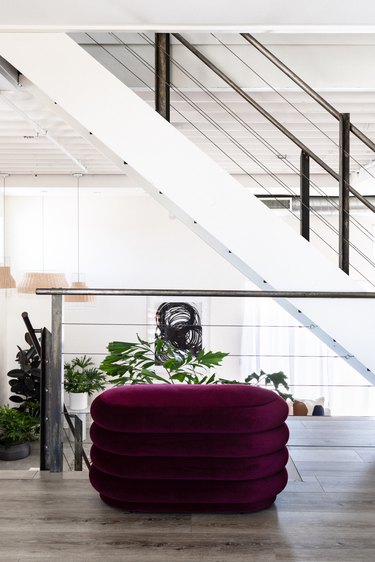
[0,32,374,380]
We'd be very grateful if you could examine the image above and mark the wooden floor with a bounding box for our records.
[1,417,375,562]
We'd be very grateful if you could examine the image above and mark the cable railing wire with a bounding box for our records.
[63,321,315,328]
[93,32,375,285]
[139,32,375,249]
[85,33,375,286]
[125,34,375,284]
[110,34,341,232]
[238,32,375,186]
[212,32,375,186]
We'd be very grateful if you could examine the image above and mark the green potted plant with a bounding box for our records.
[100,336,293,401]
[219,370,293,401]
[100,337,228,385]
[64,355,107,411]
[0,405,39,461]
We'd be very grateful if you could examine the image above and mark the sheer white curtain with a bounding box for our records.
[240,290,375,416]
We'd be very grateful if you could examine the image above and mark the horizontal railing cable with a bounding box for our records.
[62,351,348,358]
[62,321,316,328]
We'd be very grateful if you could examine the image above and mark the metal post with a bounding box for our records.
[49,294,63,472]
[21,311,41,357]
[300,151,310,241]
[339,113,350,274]
[155,33,170,121]
[40,327,50,470]
[74,416,83,471]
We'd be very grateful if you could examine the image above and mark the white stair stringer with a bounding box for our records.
[0,33,375,381]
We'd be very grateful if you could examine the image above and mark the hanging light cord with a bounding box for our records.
[2,174,10,266]
[72,173,83,284]
[2,176,5,265]
[41,191,45,272]
[77,175,81,282]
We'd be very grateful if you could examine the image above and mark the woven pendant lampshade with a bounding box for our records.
[65,280,94,302]
[18,272,69,294]
[0,265,16,289]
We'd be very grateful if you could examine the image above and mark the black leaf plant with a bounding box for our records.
[7,333,41,417]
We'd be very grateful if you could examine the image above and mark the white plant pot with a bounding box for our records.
[69,392,88,411]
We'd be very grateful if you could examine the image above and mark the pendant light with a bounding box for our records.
[0,174,16,289]
[65,174,94,302]
[18,190,68,294]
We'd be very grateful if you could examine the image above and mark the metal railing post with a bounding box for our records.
[49,294,63,472]
[74,416,83,471]
[155,33,170,121]
[40,328,50,470]
[300,151,310,241]
[339,113,350,274]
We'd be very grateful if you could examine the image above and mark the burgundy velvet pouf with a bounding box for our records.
[89,384,289,513]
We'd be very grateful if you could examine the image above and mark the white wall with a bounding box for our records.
[1,189,248,403]
[1,188,374,415]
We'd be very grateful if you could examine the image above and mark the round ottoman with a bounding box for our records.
[89,384,289,513]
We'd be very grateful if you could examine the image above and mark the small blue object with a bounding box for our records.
[312,405,325,416]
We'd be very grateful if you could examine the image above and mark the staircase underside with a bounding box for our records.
[0,32,375,381]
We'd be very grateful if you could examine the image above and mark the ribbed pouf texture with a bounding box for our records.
[89,384,289,513]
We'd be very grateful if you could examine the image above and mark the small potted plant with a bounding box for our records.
[64,355,107,411]
[0,405,39,461]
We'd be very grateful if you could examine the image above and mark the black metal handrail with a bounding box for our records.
[172,33,375,215]
[241,33,375,155]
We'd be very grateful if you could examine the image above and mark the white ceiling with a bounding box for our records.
[0,88,121,175]
[1,1,375,32]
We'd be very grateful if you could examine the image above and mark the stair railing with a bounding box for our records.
[172,33,375,276]
[83,32,375,285]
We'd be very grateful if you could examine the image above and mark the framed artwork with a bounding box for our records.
[147,297,210,350]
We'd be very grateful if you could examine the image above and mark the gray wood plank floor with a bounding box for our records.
[1,417,375,562]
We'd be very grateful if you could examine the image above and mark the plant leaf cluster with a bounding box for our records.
[100,336,228,385]
[100,337,293,401]
[0,405,39,448]
[7,338,41,416]
[219,371,293,400]
[244,370,293,401]
[64,355,107,395]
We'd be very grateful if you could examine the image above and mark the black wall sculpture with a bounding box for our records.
[155,302,202,356]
